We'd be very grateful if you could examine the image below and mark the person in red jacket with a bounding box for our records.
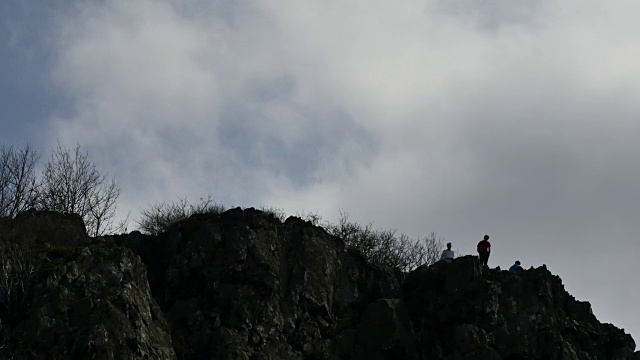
[477,234,491,267]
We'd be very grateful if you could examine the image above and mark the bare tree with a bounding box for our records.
[39,142,121,236]
[325,212,443,272]
[137,194,225,235]
[0,145,40,218]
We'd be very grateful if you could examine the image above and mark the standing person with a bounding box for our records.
[477,235,491,267]
[509,260,522,273]
[440,242,455,262]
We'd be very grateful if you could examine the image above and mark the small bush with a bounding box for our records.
[259,206,287,222]
[295,210,323,226]
[259,207,323,225]
[137,194,225,235]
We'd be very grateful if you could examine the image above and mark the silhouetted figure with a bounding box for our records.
[509,260,522,273]
[440,242,455,262]
[477,235,491,267]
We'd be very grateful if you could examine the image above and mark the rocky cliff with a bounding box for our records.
[0,208,637,359]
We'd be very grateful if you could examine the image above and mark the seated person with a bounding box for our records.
[440,242,455,262]
[509,260,522,273]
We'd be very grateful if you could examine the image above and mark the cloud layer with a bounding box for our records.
[4,0,640,345]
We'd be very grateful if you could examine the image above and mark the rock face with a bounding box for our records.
[404,257,638,359]
[0,208,638,359]
[117,208,403,359]
[0,214,175,359]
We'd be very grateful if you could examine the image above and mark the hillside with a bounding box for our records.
[0,208,637,359]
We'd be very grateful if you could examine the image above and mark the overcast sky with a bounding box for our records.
[2,0,640,346]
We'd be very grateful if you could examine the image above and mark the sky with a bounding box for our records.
[2,0,640,346]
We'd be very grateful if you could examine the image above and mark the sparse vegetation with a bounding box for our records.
[0,241,39,324]
[260,206,288,222]
[324,212,443,271]
[140,200,442,271]
[295,210,323,226]
[137,194,225,235]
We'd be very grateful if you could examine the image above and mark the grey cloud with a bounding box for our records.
[246,76,296,103]
[435,0,547,31]
[170,1,254,29]
[218,94,378,188]
[0,2,68,146]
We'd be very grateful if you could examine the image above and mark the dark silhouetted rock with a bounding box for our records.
[1,208,638,359]
[141,208,403,359]
[404,255,639,359]
[3,210,88,246]
[1,241,175,359]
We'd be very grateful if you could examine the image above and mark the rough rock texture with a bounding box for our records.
[117,208,403,359]
[0,210,88,246]
[404,256,639,360]
[1,208,638,359]
[0,214,175,359]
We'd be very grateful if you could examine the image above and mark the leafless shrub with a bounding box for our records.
[260,206,287,222]
[259,207,323,225]
[295,210,323,226]
[396,232,443,271]
[0,145,40,218]
[39,142,121,236]
[325,212,443,272]
[0,241,38,323]
[189,194,226,215]
[137,194,225,235]
[113,210,132,234]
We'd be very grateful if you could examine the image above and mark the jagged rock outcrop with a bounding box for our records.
[8,244,175,359]
[1,208,638,359]
[404,256,638,359]
[0,213,175,359]
[117,208,403,359]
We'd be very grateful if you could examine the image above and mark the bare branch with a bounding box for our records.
[0,145,40,217]
[39,142,121,236]
[325,212,443,271]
